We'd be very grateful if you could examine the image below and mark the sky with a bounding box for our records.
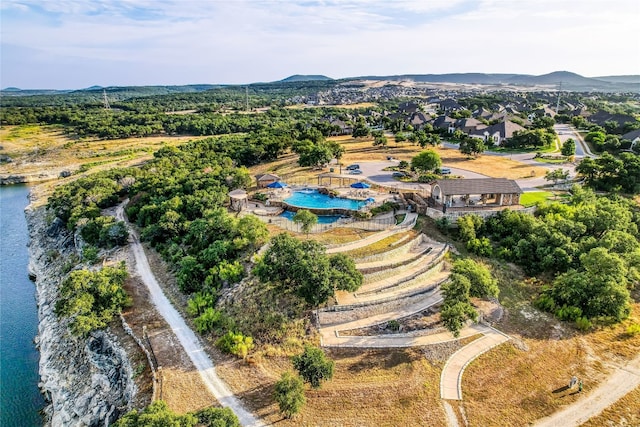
[1,0,639,89]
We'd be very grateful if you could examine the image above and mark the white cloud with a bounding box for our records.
[1,0,638,88]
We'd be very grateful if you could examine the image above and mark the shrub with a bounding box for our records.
[82,246,99,264]
[194,308,234,335]
[555,305,583,321]
[274,372,306,419]
[575,316,592,331]
[418,173,438,183]
[253,192,267,202]
[466,237,493,257]
[216,331,254,359]
[435,216,451,231]
[387,320,400,331]
[187,291,217,317]
[451,258,499,298]
[292,345,334,389]
[626,324,640,336]
[370,201,399,216]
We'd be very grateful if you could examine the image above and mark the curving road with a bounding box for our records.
[116,203,263,427]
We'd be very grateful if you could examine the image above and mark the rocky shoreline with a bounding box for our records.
[26,201,137,426]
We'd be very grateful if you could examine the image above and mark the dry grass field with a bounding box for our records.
[215,348,449,426]
[0,124,207,186]
[462,302,640,426]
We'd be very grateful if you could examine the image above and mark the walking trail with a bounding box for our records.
[116,203,263,427]
[533,354,640,427]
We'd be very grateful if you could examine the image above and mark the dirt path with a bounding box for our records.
[533,354,640,427]
[116,203,263,427]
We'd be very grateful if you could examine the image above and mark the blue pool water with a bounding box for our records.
[284,190,365,210]
[279,210,343,224]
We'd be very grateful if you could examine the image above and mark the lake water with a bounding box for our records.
[0,185,45,426]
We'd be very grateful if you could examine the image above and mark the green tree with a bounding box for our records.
[329,253,363,292]
[373,132,388,148]
[54,264,130,336]
[440,273,478,337]
[532,116,555,129]
[274,372,306,418]
[255,233,361,306]
[459,137,487,157]
[441,300,478,338]
[545,169,570,185]
[195,406,241,427]
[543,248,631,321]
[293,209,318,236]
[411,150,442,174]
[351,117,370,138]
[561,138,576,156]
[115,400,198,427]
[292,345,334,389]
[451,259,499,298]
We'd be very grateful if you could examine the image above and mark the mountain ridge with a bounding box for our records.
[3,71,638,94]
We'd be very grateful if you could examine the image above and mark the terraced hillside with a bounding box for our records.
[317,214,510,405]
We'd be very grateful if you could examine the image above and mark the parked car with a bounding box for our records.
[439,167,451,175]
[346,164,360,170]
[349,169,363,175]
[392,172,406,178]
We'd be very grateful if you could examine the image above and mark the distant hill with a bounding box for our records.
[593,75,640,84]
[2,72,638,95]
[356,73,519,84]
[350,71,639,92]
[279,74,333,82]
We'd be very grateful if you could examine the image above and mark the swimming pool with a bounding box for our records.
[284,190,365,210]
[279,210,343,224]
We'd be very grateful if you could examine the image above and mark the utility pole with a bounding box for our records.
[245,86,249,112]
[103,89,111,110]
[555,82,562,114]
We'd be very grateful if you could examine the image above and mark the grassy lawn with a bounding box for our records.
[520,191,554,207]
[533,157,568,164]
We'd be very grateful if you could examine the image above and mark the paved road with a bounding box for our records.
[555,123,596,158]
[358,138,583,193]
[117,203,263,427]
[440,328,510,400]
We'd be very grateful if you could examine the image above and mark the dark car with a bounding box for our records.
[392,172,406,178]
[346,164,360,170]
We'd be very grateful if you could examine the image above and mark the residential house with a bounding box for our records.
[455,118,486,134]
[255,173,281,188]
[438,99,465,113]
[398,101,421,114]
[587,110,637,131]
[622,129,640,150]
[409,112,432,130]
[329,119,353,136]
[470,120,525,145]
[432,116,457,133]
